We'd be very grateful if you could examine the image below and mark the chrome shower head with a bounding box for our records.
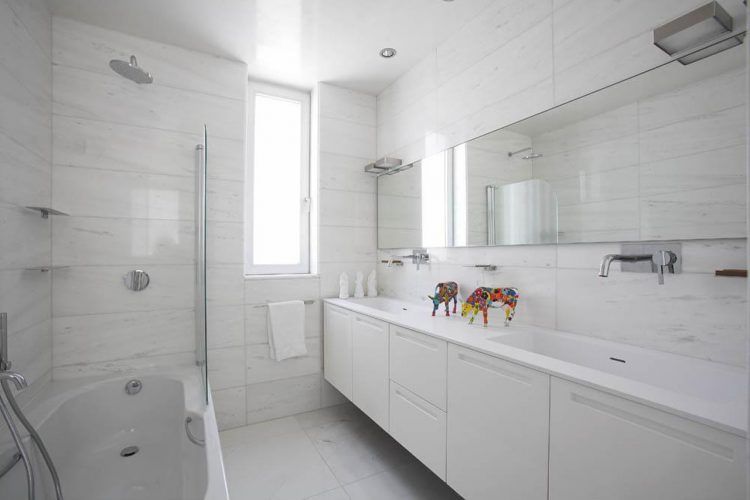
[508,147,543,160]
[109,55,153,84]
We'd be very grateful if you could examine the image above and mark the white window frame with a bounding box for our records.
[244,81,311,275]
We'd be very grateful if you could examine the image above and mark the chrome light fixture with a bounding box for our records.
[653,1,742,64]
[379,48,397,58]
[364,156,403,173]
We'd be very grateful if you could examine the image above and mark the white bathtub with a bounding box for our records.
[0,369,228,500]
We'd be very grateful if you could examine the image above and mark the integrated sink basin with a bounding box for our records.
[345,297,411,314]
[488,329,745,404]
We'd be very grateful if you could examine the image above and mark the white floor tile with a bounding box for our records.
[305,488,351,500]
[220,417,339,500]
[297,404,416,484]
[343,462,461,500]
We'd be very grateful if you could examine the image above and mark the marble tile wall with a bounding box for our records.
[50,18,247,386]
[376,0,748,366]
[212,84,377,430]
[0,0,53,397]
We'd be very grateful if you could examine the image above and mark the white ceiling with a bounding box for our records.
[51,0,494,95]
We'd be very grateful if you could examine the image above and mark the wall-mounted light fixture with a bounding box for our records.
[653,1,743,64]
[364,156,403,174]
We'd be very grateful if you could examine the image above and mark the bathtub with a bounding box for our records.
[0,369,228,500]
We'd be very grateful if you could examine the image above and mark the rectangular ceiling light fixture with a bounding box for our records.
[654,1,742,64]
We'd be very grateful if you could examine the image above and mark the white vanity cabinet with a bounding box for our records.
[389,325,447,410]
[549,378,747,500]
[351,314,390,430]
[323,304,353,399]
[447,344,550,500]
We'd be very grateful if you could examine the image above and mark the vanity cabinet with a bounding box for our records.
[389,325,447,410]
[323,304,353,399]
[447,344,550,500]
[351,314,390,430]
[549,378,747,500]
[389,381,447,479]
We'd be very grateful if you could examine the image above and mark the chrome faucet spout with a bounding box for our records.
[598,253,653,278]
[598,254,618,277]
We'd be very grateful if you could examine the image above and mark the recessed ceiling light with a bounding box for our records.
[379,48,397,58]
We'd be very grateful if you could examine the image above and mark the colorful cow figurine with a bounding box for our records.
[428,282,459,317]
[461,287,519,327]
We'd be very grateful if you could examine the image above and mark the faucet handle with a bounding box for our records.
[652,250,677,285]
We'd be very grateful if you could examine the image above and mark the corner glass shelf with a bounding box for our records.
[25,207,69,219]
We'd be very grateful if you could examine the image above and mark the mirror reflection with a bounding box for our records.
[378,45,746,249]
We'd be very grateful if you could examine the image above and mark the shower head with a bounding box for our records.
[109,55,153,84]
[507,147,543,160]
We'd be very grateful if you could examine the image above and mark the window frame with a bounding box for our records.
[244,81,311,276]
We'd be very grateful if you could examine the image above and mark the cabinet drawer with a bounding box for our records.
[389,381,447,480]
[389,325,447,410]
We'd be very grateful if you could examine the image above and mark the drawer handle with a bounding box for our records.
[354,316,384,330]
[395,388,438,420]
[394,329,438,351]
[456,353,532,386]
[570,392,735,461]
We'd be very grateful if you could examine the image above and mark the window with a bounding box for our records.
[245,82,311,275]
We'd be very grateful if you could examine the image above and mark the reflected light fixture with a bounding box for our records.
[653,1,743,64]
[379,48,397,58]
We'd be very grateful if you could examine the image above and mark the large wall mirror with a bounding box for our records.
[378,40,746,249]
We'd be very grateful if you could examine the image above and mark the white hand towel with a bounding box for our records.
[267,301,307,361]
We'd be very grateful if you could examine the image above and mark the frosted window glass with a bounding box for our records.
[252,94,302,265]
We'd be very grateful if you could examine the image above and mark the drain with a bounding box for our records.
[120,446,139,457]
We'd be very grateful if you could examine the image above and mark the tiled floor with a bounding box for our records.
[219,403,462,500]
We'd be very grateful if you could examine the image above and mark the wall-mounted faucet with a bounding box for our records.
[599,247,679,285]
[388,249,430,270]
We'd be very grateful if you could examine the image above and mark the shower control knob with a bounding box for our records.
[123,270,150,291]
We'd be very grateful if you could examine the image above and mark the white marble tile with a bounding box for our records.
[0,203,50,269]
[53,116,245,181]
[301,404,415,484]
[319,117,376,159]
[53,64,244,141]
[206,264,244,306]
[52,216,194,266]
[640,184,746,241]
[52,264,194,316]
[680,239,746,274]
[378,90,438,155]
[378,54,438,126]
[318,83,376,127]
[318,226,377,264]
[0,269,50,333]
[212,386,246,431]
[8,319,51,388]
[4,0,51,58]
[548,166,638,207]
[556,269,747,366]
[207,178,243,222]
[0,61,50,162]
[52,165,193,219]
[319,190,376,228]
[0,0,51,105]
[531,135,639,182]
[557,197,639,236]
[436,19,553,130]
[639,145,746,198]
[319,152,377,194]
[306,488,350,500]
[53,308,194,367]
[246,338,321,385]
[436,0,551,86]
[53,17,246,100]
[344,461,460,500]
[244,276,321,304]
[245,374,322,425]
[207,304,244,349]
[52,351,194,380]
[0,131,50,208]
[207,221,243,265]
[207,346,245,390]
[220,417,339,500]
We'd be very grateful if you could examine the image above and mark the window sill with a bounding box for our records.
[244,273,319,281]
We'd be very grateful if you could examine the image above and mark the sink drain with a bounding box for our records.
[120,446,139,457]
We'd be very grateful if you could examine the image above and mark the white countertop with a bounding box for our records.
[325,296,748,437]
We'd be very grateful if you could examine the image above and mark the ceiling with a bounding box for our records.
[50,0,494,95]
